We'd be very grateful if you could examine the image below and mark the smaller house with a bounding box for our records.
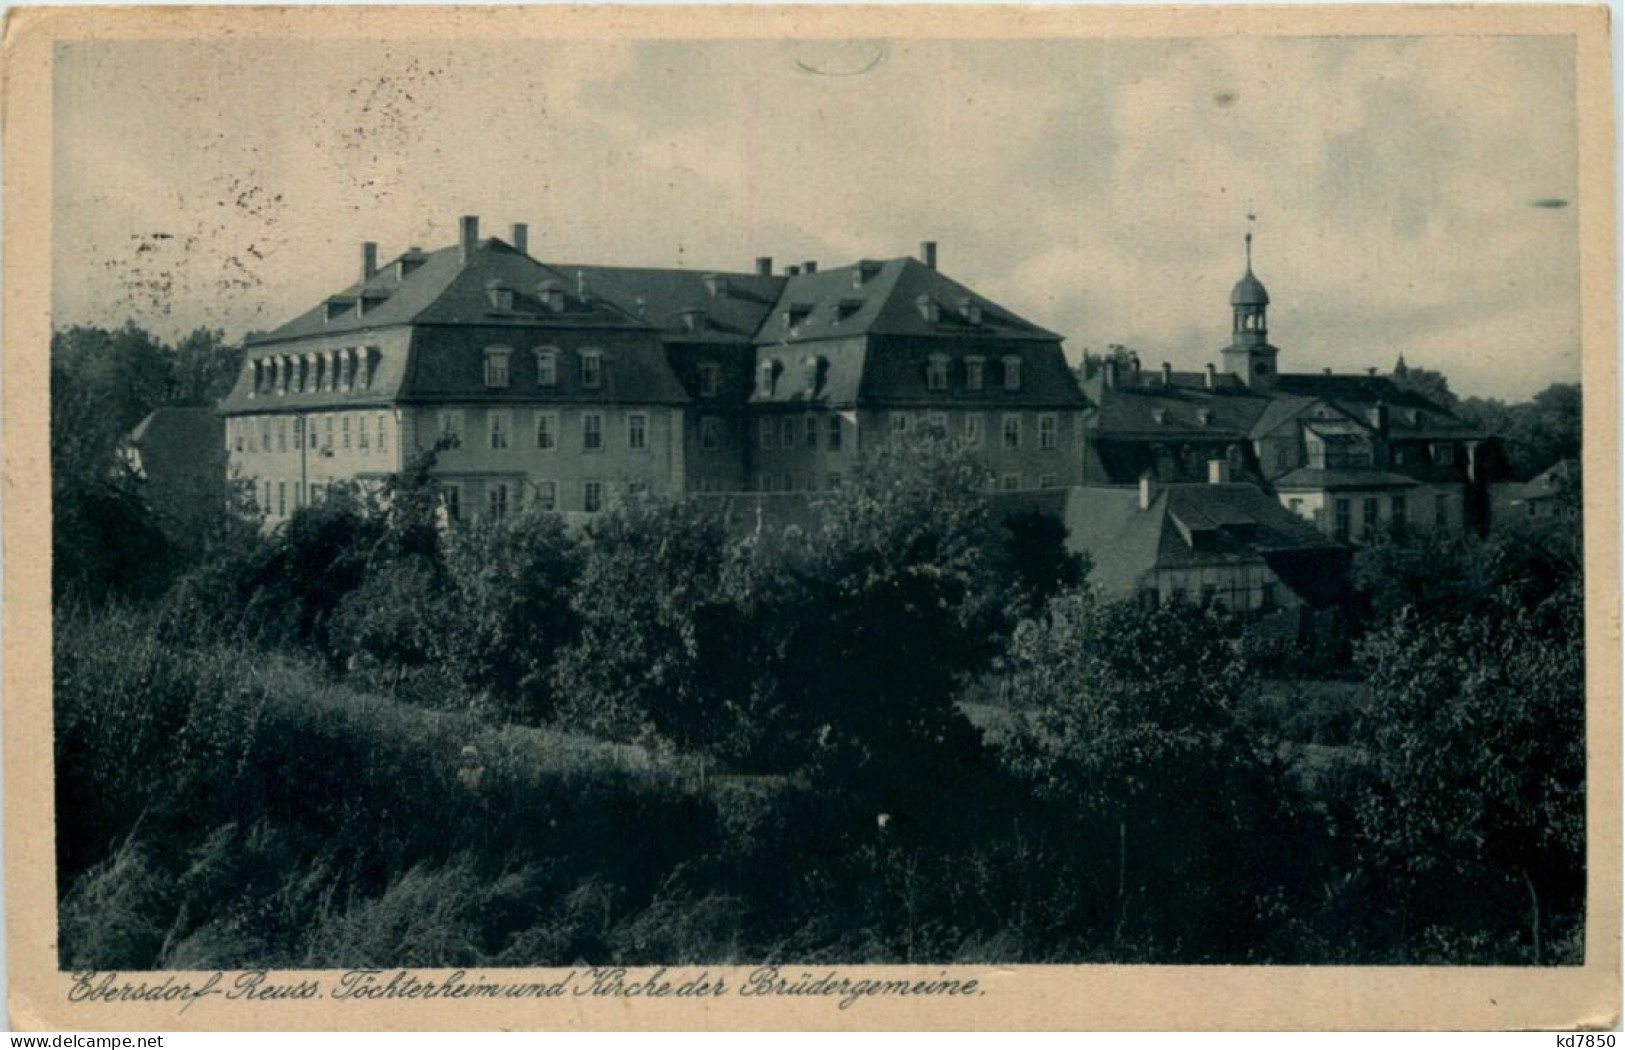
[123,407,227,543]
[1490,459,1581,528]
[1064,463,1350,624]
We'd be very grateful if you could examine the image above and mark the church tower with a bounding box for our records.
[1221,230,1279,390]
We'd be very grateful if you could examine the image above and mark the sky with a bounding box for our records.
[53,34,1582,401]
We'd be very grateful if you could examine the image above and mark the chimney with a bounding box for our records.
[786,265,801,276]
[1208,459,1231,485]
[1103,359,1117,389]
[756,256,773,277]
[1130,353,1142,378]
[510,223,528,256]
[459,215,479,263]
[361,241,378,281]
[1161,361,1173,386]
[920,241,938,270]
[803,260,818,274]
[1205,363,1217,389]
[1139,472,1155,511]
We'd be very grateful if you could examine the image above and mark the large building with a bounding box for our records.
[1079,233,1490,545]
[219,216,1088,524]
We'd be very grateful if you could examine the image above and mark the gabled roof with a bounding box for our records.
[249,240,649,345]
[752,257,1059,346]
[1084,383,1271,439]
[126,407,224,480]
[1064,482,1343,600]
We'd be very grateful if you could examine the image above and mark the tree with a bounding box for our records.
[1353,574,1585,963]
[1458,383,1582,479]
[170,327,244,407]
[1391,357,1459,409]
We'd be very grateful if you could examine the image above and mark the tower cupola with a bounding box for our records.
[1221,226,1279,390]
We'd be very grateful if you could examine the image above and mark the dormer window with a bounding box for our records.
[698,361,721,398]
[1152,408,1167,425]
[325,297,354,322]
[961,299,983,326]
[783,305,812,329]
[916,295,941,324]
[484,346,512,388]
[533,347,559,387]
[397,249,427,279]
[835,299,863,323]
[486,280,515,312]
[537,281,566,314]
[965,356,985,392]
[1003,356,1023,392]
[1197,409,1212,427]
[758,359,780,397]
[926,354,950,392]
[358,290,389,316]
[703,273,727,298]
[680,308,706,333]
[579,349,603,390]
[853,260,881,288]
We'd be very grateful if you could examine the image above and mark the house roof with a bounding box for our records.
[562,265,785,346]
[1273,467,1421,490]
[125,407,224,481]
[1084,383,1271,439]
[751,257,1060,346]
[249,239,650,345]
[1064,482,1343,601]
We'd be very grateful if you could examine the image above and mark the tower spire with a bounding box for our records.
[1245,211,1257,273]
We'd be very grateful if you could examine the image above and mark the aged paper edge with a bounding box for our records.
[2,3,1618,1032]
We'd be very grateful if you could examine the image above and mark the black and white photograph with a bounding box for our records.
[7,4,1617,1031]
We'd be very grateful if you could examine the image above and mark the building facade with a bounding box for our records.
[219,217,1088,525]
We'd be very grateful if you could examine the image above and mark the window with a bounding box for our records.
[1276,445,1293,471]
[324,416,334,451]
[827,415,843,451]
[698,362,721,397]
[536,411,558,450]
[277,420,287,453]
[1334,498,1352,542]
[277,482,286,516]
[805,415,819,449]
[926,355,949,392]
[262,480,271,513]
[1039,474,1057,489]
[758,361,777,397]
[1260,582,1278,610]
[926,412,948,435]
[535,480,557,512]
[759,474,776,494]
[377,415,387,452]
[534,348,558,388]
[965,415,984,447]
[760,418,775,450]
[342,416,352,450]
[579,350,603,390]
[1000,474,1022,491]
[259,420,270,452]
[489,411,510,451]
[295,482,304,509]
[965,357,985,392]
[1362,497,1379,538]
[827,472,843,489]
[438,410,464,446]
[582,413,603,452]
[487,483,509,520]
[780,417,795,448]
[700,416,722,452]
[233,423,244,453]
[1200,584,1218,609]
[1435,493,1449,529]
[1038,413,1057,451]
[293,419,303,452]
[583,481,604,514]
[1003,356,1023,392]
[443,484,462,522]
[890,412,910,442]
[359,415,370,451]
[484,347,511,389]
[1002,414,1021,450]
[1391,494,1408,538]
[628,413,649,451]
[1288,497,1304,516]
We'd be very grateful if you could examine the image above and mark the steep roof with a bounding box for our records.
[249,240,650,345]
[1273,467,1421,490]
[752,257,1060,346]
[1064,482,1343,600]
[126,407,224,481]
[1084,382,1271,439]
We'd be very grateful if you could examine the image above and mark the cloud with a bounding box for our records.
[52,35,1580,399]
